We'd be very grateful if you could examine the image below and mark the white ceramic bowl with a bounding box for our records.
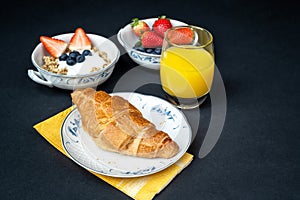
[117,18,187,70]
[28,33,120,90]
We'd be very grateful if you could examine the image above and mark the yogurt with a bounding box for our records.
[58,50,107,75]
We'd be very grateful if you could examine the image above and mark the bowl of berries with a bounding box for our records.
[28,27,120,90]
[117,16,187,70]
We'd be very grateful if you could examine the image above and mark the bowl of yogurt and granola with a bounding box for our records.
[28,27,120,90]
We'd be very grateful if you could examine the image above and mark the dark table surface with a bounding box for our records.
[1,0,299,199]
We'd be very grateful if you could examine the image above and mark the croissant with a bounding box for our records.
[71,88,179,158]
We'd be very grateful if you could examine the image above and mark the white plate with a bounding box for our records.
[61,92,192,177]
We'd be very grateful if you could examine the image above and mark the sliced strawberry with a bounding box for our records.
[141,31,163,48]
[40,36,68,58]
[68,27,92,51]
[167,27,194,45]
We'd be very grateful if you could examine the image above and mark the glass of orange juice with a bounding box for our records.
[160,25,215,109]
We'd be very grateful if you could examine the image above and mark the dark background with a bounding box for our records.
[1,0,299,199]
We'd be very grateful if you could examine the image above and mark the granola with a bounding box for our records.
[42,47,111,75]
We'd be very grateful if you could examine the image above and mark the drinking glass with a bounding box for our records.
[160,25,215,109]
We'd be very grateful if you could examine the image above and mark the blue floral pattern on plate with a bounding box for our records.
[61,92,192,178]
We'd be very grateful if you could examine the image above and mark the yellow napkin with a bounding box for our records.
[33,107,193,200]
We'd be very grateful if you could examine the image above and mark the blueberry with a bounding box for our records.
[135,47,145,52]
[66,57,76,66]
[82,49,92,56]
[72,50,80,55]
[145,48,154,53]
[154,48,162,55]
[76,55,85,63]
[59,53,68,61]
[69,51,80,60]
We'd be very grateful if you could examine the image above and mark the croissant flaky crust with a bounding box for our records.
[71,88,179,158]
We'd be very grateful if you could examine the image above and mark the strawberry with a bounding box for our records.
[167,27,194,45]
[153,15,172,37]
[141,31,163,48]
[131,18,150,37]
[40,36,68,58]
[68,27,92,51]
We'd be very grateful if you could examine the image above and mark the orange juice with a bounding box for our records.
[160,46,214,98]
